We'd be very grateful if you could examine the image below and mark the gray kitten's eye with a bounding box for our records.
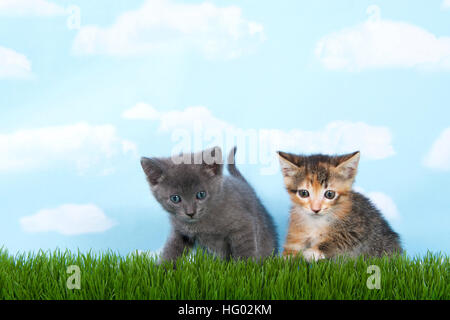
[324,190,336,199]
[196,191,207,200]
[170,195,181,203]
[298,190,309,198]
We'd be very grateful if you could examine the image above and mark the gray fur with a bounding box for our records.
[141,146,278,261]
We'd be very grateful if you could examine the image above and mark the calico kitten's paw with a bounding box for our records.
[302,249,325,262]
[282,254,293,260]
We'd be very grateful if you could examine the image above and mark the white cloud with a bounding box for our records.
[20,204,116,235]
[366,191,400,221]
[0,46,32,79]
[267,121,395,160]
[0,0,66,16]
[442,0,450,9]
[123,102,234,132]
[122,103,161,120]
[72,0,265,59]
[315,5,450,71]
[424,128,450,171]
[123,103,395,161]
[0,122,137,174]
[148,105,233,133]
[123,103,233,133]
[355,187,400,222]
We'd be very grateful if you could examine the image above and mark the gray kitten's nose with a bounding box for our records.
[185,212,195,218]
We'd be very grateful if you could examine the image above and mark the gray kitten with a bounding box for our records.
[141,146,278,262]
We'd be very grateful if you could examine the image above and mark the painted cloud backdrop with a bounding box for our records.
[0,0,449,255]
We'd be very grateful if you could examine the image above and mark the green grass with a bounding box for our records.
[0,248,448,300]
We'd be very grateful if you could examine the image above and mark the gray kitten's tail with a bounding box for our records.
[227,146,246,182]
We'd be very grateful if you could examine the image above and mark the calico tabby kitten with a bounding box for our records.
[141,146,278,262]
[278,151,402,261]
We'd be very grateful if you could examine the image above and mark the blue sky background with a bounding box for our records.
[1,0,449,256]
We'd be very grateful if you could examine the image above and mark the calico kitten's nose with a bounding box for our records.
[311,201,322,214]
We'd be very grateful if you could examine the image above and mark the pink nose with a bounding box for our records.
[312,209,321,214]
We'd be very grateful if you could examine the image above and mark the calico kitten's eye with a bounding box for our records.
[324,190,336,200]
[196,191,207,200]
[298,190,310,198]
[170,195,182,203]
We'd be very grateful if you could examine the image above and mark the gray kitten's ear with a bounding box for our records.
[202,146,223,177]
[277,151,299,177]
[140,157,166,185]
[336,151,360,180]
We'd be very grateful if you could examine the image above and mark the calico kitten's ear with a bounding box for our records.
[140,157,166,185]
[335,151,360,180]
[277,151,300,177]
[202,146,223,177]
